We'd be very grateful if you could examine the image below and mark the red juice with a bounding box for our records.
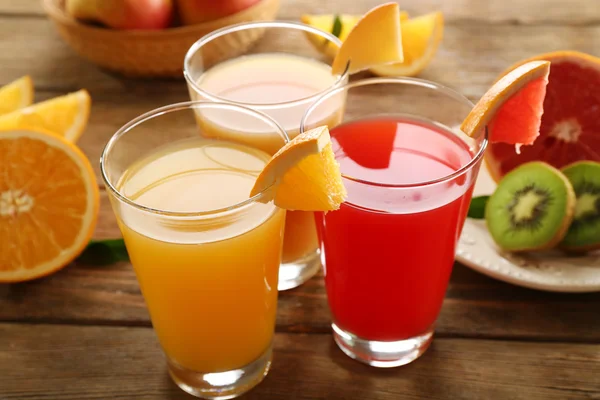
[317,117,477,341]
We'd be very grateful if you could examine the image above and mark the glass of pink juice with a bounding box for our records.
[301,78,488,368]
[184,21,349,291]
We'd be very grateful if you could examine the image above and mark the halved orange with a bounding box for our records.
[250,126,347,211]
[0,76,34,116]
[0,89,91,143]
[461,60,550,147]
[331,2,404,75]
[0,128,99,282]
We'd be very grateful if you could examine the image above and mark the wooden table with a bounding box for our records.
[2,0,600,398]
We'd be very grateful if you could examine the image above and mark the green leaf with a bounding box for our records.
[331,15,343,39]
[468,196,490,219]
[77,239,129,266]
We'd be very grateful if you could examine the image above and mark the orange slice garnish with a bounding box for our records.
[331,2,404,75]
[250,126,347,211]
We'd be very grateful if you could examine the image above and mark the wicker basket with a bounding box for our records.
[42,0,280,78]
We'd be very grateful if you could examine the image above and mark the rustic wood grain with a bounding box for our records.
[4,0,600,24]
[2,18,600,95]
[2,0,600,397]
[1,190,599,341]
[1,323,599,400]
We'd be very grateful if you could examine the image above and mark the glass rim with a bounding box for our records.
[300,76,489,189]
[183,20,350,109]
[100,100,289,217]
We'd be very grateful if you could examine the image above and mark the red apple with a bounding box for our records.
[176,0,261,25]
[66,0,174,30]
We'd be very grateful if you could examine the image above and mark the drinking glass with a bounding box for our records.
[101,102,288,399]
[184,21,349,291]
[301,78,488,367]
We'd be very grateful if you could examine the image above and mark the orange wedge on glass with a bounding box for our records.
[0,76,34,116]
[461,60,551,149]
[0,128,99,282]
[301,12,409,59]
[0,89,91,143]
[370,12,444,77]
[331,2,403,75]
[250,126,347,211]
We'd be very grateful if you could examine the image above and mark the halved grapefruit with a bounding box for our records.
[485,51,600,182]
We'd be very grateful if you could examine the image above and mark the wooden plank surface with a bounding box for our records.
[1,323,599,400]
[3,18,600,94]
[2,0,600,398]
[4,0,600,24]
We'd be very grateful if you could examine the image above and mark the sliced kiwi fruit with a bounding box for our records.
[485,161,575,252]
[559,161,600,252]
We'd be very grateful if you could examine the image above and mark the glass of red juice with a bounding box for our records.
[300,78,488,368]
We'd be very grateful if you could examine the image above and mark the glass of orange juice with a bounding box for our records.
[100,102,288,399]
[184,21,349,291]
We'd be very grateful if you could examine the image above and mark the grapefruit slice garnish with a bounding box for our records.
[250,126,347,211]
[461,60,550,150]
[0,128,100,282]
[331,2,404,76]
[485,51,600,182]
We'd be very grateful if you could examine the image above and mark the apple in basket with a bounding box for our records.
[176,0,262,25]
[65,0,174,30]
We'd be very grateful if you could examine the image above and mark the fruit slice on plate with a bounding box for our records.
[250,125,347,211]
[461,60,550,148]
[486,51,600,182]
[331,2,404,75]
[559,161,600,252]
[0,129,99,282]
[0,76,34,116]
[370,12,444,77]
[301,12,409,59]
[0,89,91,143]
[485,161,575,252]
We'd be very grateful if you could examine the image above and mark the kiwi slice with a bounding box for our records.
[559,161,600,252]
[485,161,575,252]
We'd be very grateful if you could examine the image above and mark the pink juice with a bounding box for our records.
[317,117,478,341]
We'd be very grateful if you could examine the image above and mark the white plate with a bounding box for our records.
[456,166,600,293]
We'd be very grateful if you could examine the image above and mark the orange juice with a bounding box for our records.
[190,52,345,273]
[114,137,285,372]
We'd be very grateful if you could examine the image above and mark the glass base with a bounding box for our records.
[332,323,433,368]
[168,345,272,399]
[278,249,321,291]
